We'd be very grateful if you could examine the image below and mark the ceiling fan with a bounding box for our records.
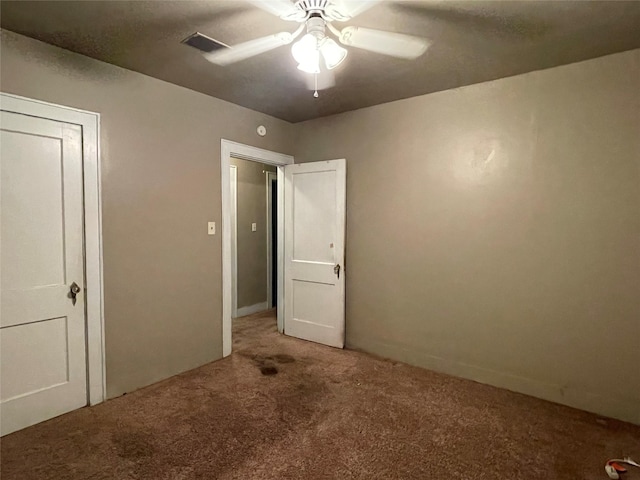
[203,0,430,96]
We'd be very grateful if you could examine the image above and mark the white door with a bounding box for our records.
[284,159,346,348]
[1,110,87,436]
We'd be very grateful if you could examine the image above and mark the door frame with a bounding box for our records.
[265,171,277,309]
[1,92,106,406]
[229,164,238,318]
[221,139,293,356]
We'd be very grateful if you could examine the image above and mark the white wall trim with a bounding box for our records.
[235,301,270,318]
[277,167,285,333]
[265,171,277,309]
[1,92,106,406]
[221,139,293,357]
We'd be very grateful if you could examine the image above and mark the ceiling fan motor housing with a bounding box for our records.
[290,0,350,22]
[306,16,327,39]
[296,0,331,14]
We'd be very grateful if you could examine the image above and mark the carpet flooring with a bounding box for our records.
[1,309,638,479]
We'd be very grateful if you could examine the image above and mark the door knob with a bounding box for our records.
[334,264,341,279]
[69,282,81,306]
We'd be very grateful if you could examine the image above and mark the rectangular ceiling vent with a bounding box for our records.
[181,32,229,53]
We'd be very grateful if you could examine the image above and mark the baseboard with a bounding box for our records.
[348,335,640,425]
[235,301,269,318]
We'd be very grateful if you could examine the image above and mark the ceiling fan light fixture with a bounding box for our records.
[291,33,318,64]
[319,37,347,69]
[297,50,321,73]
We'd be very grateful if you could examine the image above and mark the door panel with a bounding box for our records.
[284,160,346,348]
[292,170,337,263]
[1,111,87,436]
[1,317,70,400]
[4,129,65,290]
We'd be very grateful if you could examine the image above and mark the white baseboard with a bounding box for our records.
[235,301,269,318]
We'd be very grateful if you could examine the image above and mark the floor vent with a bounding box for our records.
[181,32,229,53]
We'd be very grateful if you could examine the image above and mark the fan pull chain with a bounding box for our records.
[314,73,319,98]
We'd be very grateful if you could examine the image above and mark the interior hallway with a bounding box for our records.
[1,310,639,480]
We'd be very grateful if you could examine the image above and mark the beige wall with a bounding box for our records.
[0,30,295,398]
[294,50,640,424]
[2,27,638,424]
[231,158,275,309]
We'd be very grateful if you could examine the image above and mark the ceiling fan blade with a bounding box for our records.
[204,32,293,66]
[247,0,305,21]
[339,27,430,59]
[331,0,383,19]
[304,69,336,92]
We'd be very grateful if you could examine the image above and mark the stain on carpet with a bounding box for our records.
[241,351,294,376]
[260,365,278,375]
[272,354,295,364]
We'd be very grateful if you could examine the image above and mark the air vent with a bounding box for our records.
[181,32,229,53]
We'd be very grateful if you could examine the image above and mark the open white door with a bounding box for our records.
[284,159,346,348]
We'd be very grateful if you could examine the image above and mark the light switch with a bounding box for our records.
[251,223,257,232]
[208,222,216,235]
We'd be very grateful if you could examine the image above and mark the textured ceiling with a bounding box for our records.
[2,1,639,123]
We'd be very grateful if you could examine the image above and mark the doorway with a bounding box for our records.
[220,140,293,357]
[230,159,277,319]
[221,141,347,356]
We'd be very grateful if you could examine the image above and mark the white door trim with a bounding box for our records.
[1,92,105,406]
[266,171,277,309]
[221,139,293,356]
[229,165,238,319]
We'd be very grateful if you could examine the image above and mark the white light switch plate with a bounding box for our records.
[208,222,216,235]
[251,223,257,232]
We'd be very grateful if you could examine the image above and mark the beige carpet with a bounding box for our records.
[1,309,638,479]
